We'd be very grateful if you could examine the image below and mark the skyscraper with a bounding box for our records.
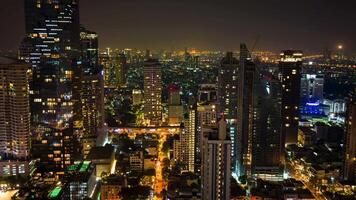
[251,74,283,181]
[0,57,30,176]
[218,52,239,172]
[23,0,80,128]
[21,0,85,172]
[237,44,255,177]
[279,50,302,145]
[168,84,183,125]
[344,99,355,181]
[201,118,231,200]
[143,59,162,126]
[115,53,127,87]
[78,28,104,157]
[196,102,217,171]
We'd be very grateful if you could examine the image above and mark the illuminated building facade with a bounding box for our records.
[218,52,239,171]
[168,84,183,125]
[0,57,31,175]
[201,119,231,200]
[300,74,324,103]
[78,28,104,157]
[196,102,217,170]
[143,59,162,126]
[31,127,80,174]
[343,99,356,182]
[279,50,302,145]
[115,53,127,87]
[23,0,80,128]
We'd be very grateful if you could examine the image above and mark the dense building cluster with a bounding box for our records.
[0,0,355,200]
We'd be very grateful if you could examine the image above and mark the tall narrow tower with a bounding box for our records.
[22,0,80,128]
[143,59,162,126]
[201,118,231,200]
[237,44,255,177]
[218,52,239,172]
[279,50,302,145]
[0,57,30,175]
[344,99,356,181]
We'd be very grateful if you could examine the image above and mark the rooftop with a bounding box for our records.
[86,144,115,161]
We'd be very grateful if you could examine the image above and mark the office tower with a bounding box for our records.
[198,84,217,102]
[237,44,256,177]
[99,50,112,87]
[0,57,30,176]
[201,118,231,200]
[23,0,80,128]
[31,126,80,174]
[174,117,195,172]
[300,74,324,103]
[115,53,127,87]
[168,84,183,125]
[196,102,217,170]
[344,99,355,181]
[187,105,196,173]
[22,0,85,173]
[78,28,104,157]
[279,50,302,145]
[251,75,283,181]
[143,59,162,126]
[218,52,239,172]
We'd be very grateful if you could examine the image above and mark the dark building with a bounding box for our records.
[217,52,239,172]
[31,127,81,175]
[251,74,283,181]
[279,50,303,146]
[237,44,255,177]
[344,99,356,182]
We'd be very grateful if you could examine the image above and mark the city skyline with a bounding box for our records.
[0,1,355,199]
[1,0,356,53]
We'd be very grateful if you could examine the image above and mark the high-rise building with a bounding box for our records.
[22,0,91,172]
[251,75,283,181]
[196,102,217,170]
[78,28,104,157]
[201,118,231,200]
[218,52,239,172]
[237,44,256,177]
[168,84,183,125]
[279,50,302,145]
[300,74,324,103]
[343,99,355,181]
[143,59,162,126]
[31,126,80,175]
[174,117,195,173]
[0,57,31,176]
[23,0,80,128]
[99,50,112,88]
[115,53,127,87]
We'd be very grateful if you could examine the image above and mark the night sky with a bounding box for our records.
[1,0,356,53]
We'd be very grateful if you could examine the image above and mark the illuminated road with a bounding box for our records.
[287,162,327,200]
[154,135,168,200]
[111,126,179,199]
